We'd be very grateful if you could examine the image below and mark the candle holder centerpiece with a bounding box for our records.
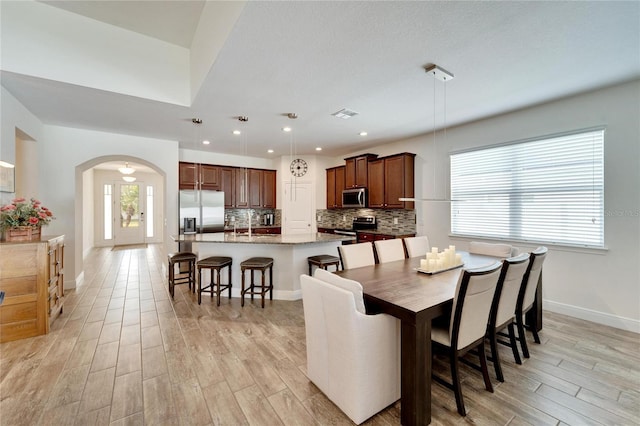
[0,197,55,242]
[416,245,464,275]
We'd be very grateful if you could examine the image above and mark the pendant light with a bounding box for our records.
[399,64,454,203]
[122,176,136,183]
[118,162,135,175]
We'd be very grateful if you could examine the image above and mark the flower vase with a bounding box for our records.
[3,226,41,242]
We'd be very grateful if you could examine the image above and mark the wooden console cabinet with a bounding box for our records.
[0,235,64,342]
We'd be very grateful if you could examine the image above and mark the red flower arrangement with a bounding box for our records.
[0,197,55,231]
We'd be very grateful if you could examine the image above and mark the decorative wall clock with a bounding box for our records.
[290,158,308,177]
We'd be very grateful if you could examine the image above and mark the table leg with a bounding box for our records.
[400,318,431,425]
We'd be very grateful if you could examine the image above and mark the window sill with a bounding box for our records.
[448,234,609,255]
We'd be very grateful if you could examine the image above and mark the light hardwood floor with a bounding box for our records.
[0,244,638,425]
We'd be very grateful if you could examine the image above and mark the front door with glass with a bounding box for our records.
[113,182,145,245]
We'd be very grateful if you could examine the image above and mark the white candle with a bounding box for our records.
[455,253,463,265]
[449,245,456,251]
[432,247,438,254]
[429,259,437,271]
[420,259,428,269]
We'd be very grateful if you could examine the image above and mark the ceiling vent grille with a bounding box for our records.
[332,108,359,119]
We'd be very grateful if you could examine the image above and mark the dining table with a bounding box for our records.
[336,251,543,426]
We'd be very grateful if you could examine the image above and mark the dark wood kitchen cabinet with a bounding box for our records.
[326,166,345,209]
[249,169,276,209]
[368,153,415,209]
[344,154,377,188]
[221,167,276,209]
[179,162,220,190]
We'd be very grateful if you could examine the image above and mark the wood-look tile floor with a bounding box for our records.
[1,244,638,425]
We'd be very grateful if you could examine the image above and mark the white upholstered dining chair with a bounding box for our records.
[487,253,531,382]
[431,261,502,416]
[374,239,406,263]
[337,242,375,270]
[469,241,519,258]
[516,246,548,358]
[403,235,430,258]
[301,270,401,424]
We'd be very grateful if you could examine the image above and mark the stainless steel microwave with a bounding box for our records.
[342,188,367,208]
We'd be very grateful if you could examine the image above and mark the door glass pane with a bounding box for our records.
[104,184,112,239]
[146,185,154,238]
[120,184,140,228]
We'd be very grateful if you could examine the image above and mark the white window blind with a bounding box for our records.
[450,129,604,247]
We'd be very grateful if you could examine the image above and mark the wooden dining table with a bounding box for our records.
[337,251,542,426]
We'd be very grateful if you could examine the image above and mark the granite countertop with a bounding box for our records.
[172,232,354,245]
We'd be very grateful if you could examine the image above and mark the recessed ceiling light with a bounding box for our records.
[315,147,322,151]
[332,108,359,119]
[233,130,241,135]
[359,131,368,136]
[267,149,274,153]
[282,127,292,132]
[202,140,210,145]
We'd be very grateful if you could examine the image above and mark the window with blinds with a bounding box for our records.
[450,129,604,248]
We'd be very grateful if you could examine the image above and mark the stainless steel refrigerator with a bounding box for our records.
[179,190,225,234]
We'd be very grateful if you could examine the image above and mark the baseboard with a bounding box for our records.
[65,271,84,290]
[544,299,640,334]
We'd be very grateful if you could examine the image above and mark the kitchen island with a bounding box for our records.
[171,232,354,301]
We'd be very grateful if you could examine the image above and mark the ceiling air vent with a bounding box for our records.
[331,108,359,119]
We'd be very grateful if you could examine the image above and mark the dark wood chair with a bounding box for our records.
[516,246,548,358]
[431,261,502,416]
[167,252,197,298]
[307,254,341,275]
[240,257,274,308]
[487,253,531,382]
[196,256,232,306]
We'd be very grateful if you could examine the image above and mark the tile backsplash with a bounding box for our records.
[316,208,416,234]
[224,208,280,228]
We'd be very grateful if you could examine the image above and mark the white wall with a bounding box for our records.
[0,87,42,205]
[82,169,94,258]
[2,1,190,105]
[346,80,640,332]
[38,126,179,289]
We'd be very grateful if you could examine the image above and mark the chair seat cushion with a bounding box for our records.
[313,269,366,314]
[197,256,232,267]
[241,257,274,268]
[168,252,197,262]
[308,255,340,265]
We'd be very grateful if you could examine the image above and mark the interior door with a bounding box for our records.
[113,182,145,245]
[283,182,313,234]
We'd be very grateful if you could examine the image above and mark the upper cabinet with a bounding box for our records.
[248,169,276,208]
[344,154,378,188]
[368,153,415,209]
[326,166,345,209]
[179,162,220,190]
[204,165,276,209]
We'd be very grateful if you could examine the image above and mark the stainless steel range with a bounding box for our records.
[334,216,376,243]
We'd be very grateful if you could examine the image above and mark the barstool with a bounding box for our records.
[196,256,232,305]
[167,252,197,298]
[240,257,274,308]
[307,254,341,275]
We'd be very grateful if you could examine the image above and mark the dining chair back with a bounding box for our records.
[402,236,430,258]
[516,246,548,357]
[430,261,502,416]
[338,242,375,270]
[374,239,406,263]
[487,253,530,382]
[469,241,519,258]
[301,273,400,424]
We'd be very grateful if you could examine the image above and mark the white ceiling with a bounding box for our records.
[3,1,639,158]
